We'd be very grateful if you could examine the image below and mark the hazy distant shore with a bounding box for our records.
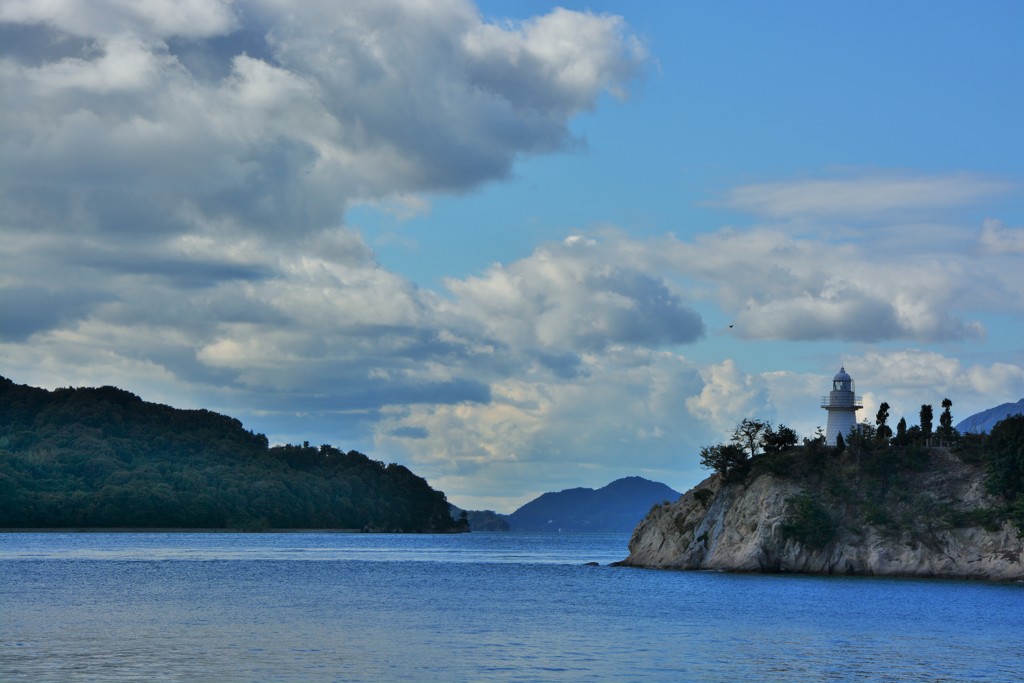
[1,528,367,533]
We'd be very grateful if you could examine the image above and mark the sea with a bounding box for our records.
[2,531,1023,682]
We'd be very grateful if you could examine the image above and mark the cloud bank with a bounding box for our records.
[2,1,1022,508]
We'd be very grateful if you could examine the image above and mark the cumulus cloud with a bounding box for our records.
[685,359,767,434]
[376,346,710,510]
[656,225,992,343]
[3,0,1021,510]
[1,0,647,247]
[0,0,649,367]
[445,236,704,353]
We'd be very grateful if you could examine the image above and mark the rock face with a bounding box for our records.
[618,450,1024,581]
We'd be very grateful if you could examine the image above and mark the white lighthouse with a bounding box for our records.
[821,366,862,446]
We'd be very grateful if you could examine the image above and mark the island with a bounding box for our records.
[616,414,1024,580]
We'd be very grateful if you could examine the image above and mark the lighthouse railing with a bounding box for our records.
[821,395,863,409]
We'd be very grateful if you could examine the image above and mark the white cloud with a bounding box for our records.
[685,359,766,435]
[1,0,647,245]
[718,173,1014,219]
[834,351,1024,431]
[0,0,238,39]
[2,0,1021,511]
[24,34,170,93]
[657,225,992,343]
[979,217,1024,254]
[445,236,704,352]
[376,346,710,508]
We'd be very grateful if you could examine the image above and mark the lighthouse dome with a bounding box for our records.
[833,366,852,382]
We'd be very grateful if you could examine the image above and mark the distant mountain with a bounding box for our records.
[506,476,681,533]
[956,398,1024,434]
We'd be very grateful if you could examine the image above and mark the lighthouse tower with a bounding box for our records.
[821,366,863,446]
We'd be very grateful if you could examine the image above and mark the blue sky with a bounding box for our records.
[2,1,1023,511]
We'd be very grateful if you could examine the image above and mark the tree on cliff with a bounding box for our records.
[938,398,956,444]
[875,402,893,443]
[920,404,934,442]
[699,443,748,482]
[985,414,1024,500]
[731,418,768,459]
[761,423,799,454]
[895,417,908,446]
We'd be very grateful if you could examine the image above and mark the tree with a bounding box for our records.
[804,426,826,446]
[895,417,908,446]
[835,432,846,454]
[731,418,768,460]
[761,423,799,454]
[919,404,933,442]
[699,443,749,482]
[938,398,956,444]
[802,427,827,457]
[875,402,892,442]
[985,415,1024,500]
[847,420,876,457]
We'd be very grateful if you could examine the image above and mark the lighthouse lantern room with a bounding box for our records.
[820,366,863,446]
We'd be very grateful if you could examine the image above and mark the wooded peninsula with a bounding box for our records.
[0,376,466,532]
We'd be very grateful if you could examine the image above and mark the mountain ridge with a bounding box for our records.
[956,398,1024,434]
[503,476,681,532]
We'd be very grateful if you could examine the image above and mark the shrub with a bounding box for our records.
[781,491,837,549]
[693,488,715,507]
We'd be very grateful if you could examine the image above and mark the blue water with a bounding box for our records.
[2,532,1023,682]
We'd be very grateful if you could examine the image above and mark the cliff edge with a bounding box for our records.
[617,447,1024,581]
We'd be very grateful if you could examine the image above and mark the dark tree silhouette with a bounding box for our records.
[875,402,892,442]
[731,418,768,460]
[939,398,956,444]
[699,443,749,482]
[920,404,934,441]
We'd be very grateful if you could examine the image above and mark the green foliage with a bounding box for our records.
[984,415,1024,501]
[781,491,836,549]
[761,423,798,455]
[834,432,846,454]
[943,505,1003,533]
[699,443,749,482]
[894,417,908,446]
[756,449,797,476]
[875,402,893,442]
[0,376,461,532]
[919,404,933,439]
[731,418,768,459]
[954,432,986,464]
[693,488,715,507]
[938,398,956,444]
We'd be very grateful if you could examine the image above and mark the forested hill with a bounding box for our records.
[0,376,464,532]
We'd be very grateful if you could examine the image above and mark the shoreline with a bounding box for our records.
[1,527,370,534]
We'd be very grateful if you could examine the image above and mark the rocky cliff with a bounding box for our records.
[617,447,1024,581]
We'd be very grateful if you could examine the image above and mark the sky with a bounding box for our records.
[2,0,1023,512]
